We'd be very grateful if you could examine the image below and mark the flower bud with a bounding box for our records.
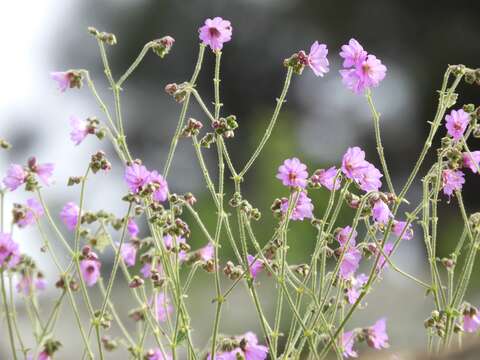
[101,336,118,352]
[129,276,144,288]
[200,132,216,148]
[152,36,175,58]
[0,138,11,150]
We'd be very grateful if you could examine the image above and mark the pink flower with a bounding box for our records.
[17,198,44,228]
[199,242,215,262]
[445,109,470,141]
[147,349,172,360]
[3,164,27,191]
[276,158,309,188]
[120,242,137,267]
[312,167,341,191]
[346,273,368,304]
[140,262,163,278]
[377,243,394,271]
[240,332,269,360]
[339,247,362,279]
[247,254,264,279]
[463,310,480,333]
[342,331,358,358]
[442,169,465,197]
[207,350,241,360]
[462,151,480,173]
[80,258,101,287]
[336,226,357,247]
[50,71,71,92]
[392,220,413,240]
[340,38,367,68]
[60,202,80,231]
[33,162,55,186]
[372,200,391,224]
[163,234,187,262]
[198,17,232,51]
[69,116,90,145]
[306,41,329,77]
[127,218,139,238]
[150,171,169,202]
[125,163,151,193]
[340,54,387,94]
[280,191,314,221]
[341,147,369,182]
[366,318,389,350]
[0,233,21,268]
[38,351,51,360]
[16,274,46,296]
[35,275,47,291]
[358,163,383,192]
[152,292,173,322]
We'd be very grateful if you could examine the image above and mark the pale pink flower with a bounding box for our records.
[152,292,173,322]
[336,226,358,247]
[276,158,309,188]
[358,163,383,192]
[50,71,70,92]
[445,109,470,141]
[198,17,232,51]
[372,200,391,224]
[150,171,169,202]
[342,147,369,181]
[3,164,27,191]
[339,247,362,279]
[17,198,44,228]
[240,331,269,360]
[147,348,172,360]
[127,218,139,238]
[306,41,329,77]
[392,220,413,240]
[312,167,341,191]
[120,242,137,267]
[199,242,215,262]
[377,243,394,271]
[60,202,80,231]
[346,273,368,304]
[462,151,480,173]
[464,309,480,333]
[0,233,21,268]
[342,331,358,358]
[247,254,264,279]
[124,163,151,193]
[366,318,389,350]
[80,258,101,287]
[442,169,465,197]
[69,115,90,145]
[280,191,314,221]
[340,38,367,68]
[163,234,187,262]
[34,162,55,186]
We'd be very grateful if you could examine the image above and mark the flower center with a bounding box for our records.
[86,265,96,274]
[208,27,221,38]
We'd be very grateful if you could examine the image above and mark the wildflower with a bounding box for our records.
[372,200,391,224]
[0,233,21,268]
[377,243,394,271]
[358,163,383,192]
[442,169,465,196]
[306,41,329,77]
[340,55,387,94]
[392,220,413,240]
[120,242,137,267]
[340,38,367,68]
[29,158,55,186]
[198,242,215,262]
[69,116,90,145]
[280,191,314,221]
[462,151,480,173]
[150,171,169,202]
[342,147,369,181]
[346,273,368,304]
[80,258,101,286]
[16,273,46,295]
[463,307,480,333]
[127,218,139,238]
[163,234,187,261]
[336,226,358,247]
[60,202,80,231]
[124,163,151,193]
[312,167,341,191]
[38,351,51,360]
[152,292,173,322]
[342,331,358,358]
[17,198,44,228]
[247,254,264,279]
[366,318,389,350]
[198,17,232,51]
[445,109,470,141]
[339,247,362,279]
[50,71,72,92]
[239,332,269,360]
[3,164,27,191]
[146,348,172,360]
[276,158,309,188]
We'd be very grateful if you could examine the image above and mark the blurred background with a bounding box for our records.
[1,0,480,358]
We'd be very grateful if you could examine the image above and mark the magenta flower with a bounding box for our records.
[38,351,51,360]
[198,242,215,262]
[445,109,470,141]
[247,254,264,279]
[198,17,232,51]
[207,349,241,360]
[150,171,169,202]
[80,258,101,287]
[60,202,80,231]
[50,71,70,92]
[127,218,139,238]
[120,242,137,267]
[0,233,21,268]
[358,163,383,192]
[339,247,362,279]
[392,220,413,240]
[462,151,480,173]
[152,292,173,322]
[340,38,367,68]
[17,198,44,228]
[125,163,151,193]
[342,331,358,358]
[3,164,27,191]
[341,147,369,181]
[312,167,341,191]
[147,349,172,360]
[276,158,309,188]
[164,234,187,262]
[464,310,480,333]
[336,226,358,247]
[240,332,269,360]
[366,318,389,350]
[346,273,368,304]
[280,191,314,221]
[442,169,465,197]
[372,200,391,224]
[306,41,329,77]
[377,243,394,271]
[69,115,90,145]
